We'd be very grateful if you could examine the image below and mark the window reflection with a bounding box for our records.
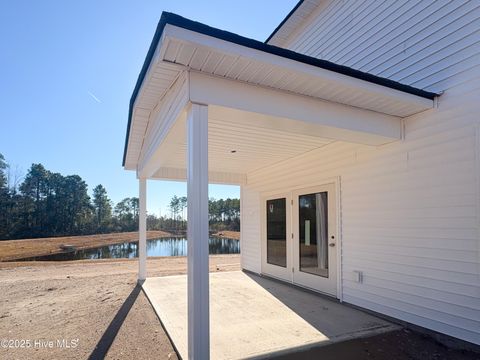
[266,198,287,267]
[299,192,328,277]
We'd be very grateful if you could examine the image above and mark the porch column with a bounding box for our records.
[138,178,147,282]
[186,103,209,359]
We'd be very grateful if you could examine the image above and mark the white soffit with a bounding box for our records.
[159,24,433,117]
[124,62,183,169]
[125,18,435,170]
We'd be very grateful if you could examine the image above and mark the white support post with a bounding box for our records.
[138,178,147,282]
[186,103,209,360]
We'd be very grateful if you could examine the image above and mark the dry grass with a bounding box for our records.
[0,231,172,261]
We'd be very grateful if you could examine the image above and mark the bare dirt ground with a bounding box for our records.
[0,256,240,360]
[275,328,480,360]
[0,231,172,261]
[212,231,240,240]
[0,256,478,360]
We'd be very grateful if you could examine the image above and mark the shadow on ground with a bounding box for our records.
[245,272,395,340]
[88,284,142,360]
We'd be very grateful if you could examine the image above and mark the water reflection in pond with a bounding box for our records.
[26,237,240,261]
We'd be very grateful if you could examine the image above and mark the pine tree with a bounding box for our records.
[92,184,112,232]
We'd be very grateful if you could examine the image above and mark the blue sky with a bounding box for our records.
[0,0,297,215]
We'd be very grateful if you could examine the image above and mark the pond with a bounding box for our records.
[24,237,240,261]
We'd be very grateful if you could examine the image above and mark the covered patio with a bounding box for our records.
[123,12,435,359]
[143,271,398,359]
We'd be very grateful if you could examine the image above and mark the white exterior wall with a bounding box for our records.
[240,0,480,343]
[240,186,262,273]
[279,0,480,94]
[241,63,480,344]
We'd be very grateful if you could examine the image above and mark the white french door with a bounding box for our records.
[292,183,337,296]
[261,183,338,297]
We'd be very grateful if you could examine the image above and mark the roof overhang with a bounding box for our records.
[123,12,438,169]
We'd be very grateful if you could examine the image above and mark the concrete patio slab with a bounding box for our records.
[143,271,398,359]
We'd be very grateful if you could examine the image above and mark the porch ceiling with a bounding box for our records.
[124,12,438,171]
[150,105,335,182]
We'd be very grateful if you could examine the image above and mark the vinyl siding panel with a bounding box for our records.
[242,65,480,344]
[240,186,261,273]
[281,0,480,94]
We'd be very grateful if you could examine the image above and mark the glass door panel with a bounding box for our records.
[298,192,328,277]
[266,198,287,267]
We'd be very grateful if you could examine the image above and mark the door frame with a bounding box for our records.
[259,176,343,300]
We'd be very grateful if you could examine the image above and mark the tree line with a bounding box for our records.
[148,195,240,232]
[0,154,240,240]
[0,154,140,239]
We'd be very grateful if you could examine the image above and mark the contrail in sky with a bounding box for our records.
[87,91,101,103]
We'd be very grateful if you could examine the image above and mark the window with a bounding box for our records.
[299,192,328,277]
[266,198,287,267]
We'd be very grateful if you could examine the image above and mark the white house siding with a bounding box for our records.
[242,64,480,344]
[278,0,480,94]
[240,186,262,273]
